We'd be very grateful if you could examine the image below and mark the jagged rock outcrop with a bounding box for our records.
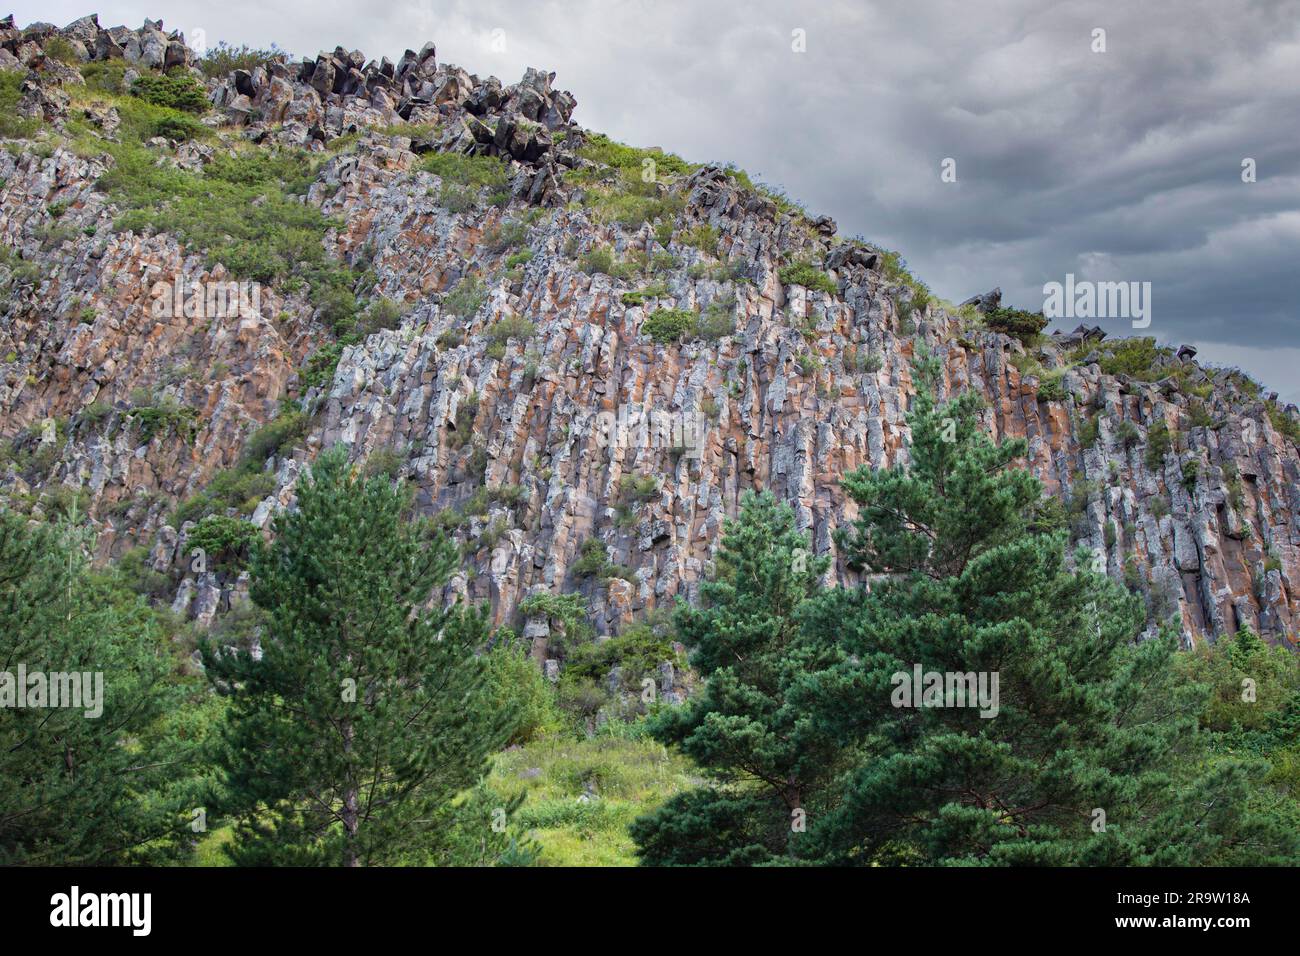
[2,15,1298,654]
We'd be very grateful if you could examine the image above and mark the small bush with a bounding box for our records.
[1187,400,1215,429]
[621,282,670,307]
[1145,419,1173,469]
[797,353,822,376]
[129,396,199,443]
[363,447,408,480]
[562,620,682,688]
[1267,402,1300,445]
[1036,369,1066,402]
[354,298,406,336]
[438,183,477,213]
[299,341,344,391]
[984,307,1047,345]
[678,224,719,257]
[505,248,534,270]
[42,36,80,64]
[0,72,40,138]
[642,309,695,344]
[422,151,511,190]
[696,297,736,341]
[131,72,210,114]
[187,514,259,572]
[242,409,307,464]
[618,474,659,503]
[1098,337,1161,380]
[483,220,527,255]
[152,114,206,142]
[778,261,837,296]
[199,41,287,78]
[854,350,884,374]
[578,246,622,276]
[444,276,486,319]
[1077,413,1101,450]
[481,639,565,745]
[571,538,612,579]
[487,315,535,345]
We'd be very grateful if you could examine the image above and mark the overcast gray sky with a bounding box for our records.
[15,1,1300,402]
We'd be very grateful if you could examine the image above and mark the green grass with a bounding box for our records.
[487,733,698,866]
[0,71,40,138]
[129,396,199,443]
[198,41,289,79]
[104,148,338,284]
[192,824,235,866]
[576,133,697,179]
[172,409,306,524]
[61,79,361,328]
[1267,401,1300,445]
[421,151,511,190]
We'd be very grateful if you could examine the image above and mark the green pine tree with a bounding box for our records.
[203,447,518,865]
[792,351,1297,865]
[1177,625,1300,857]
[0,508,202,864]
[631,491,837,865]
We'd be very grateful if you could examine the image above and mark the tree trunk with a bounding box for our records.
[341,719,359,867]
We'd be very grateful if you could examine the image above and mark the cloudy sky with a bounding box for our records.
[17,1,1300,401]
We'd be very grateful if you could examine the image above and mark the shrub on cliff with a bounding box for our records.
[422,151,510,191]
[187,514,260,572]
[983,306,1048,344]
[1098,336,1160,379]
[131,72,210,114]
[642,308,695,343]
[779,261,837,296]
[0,71,40,138]
[198,41,288,78]
[443,275,486,318]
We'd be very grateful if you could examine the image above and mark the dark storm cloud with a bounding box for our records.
[15,0,1300,398]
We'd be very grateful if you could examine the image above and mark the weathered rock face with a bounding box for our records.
[2,16,1298,652]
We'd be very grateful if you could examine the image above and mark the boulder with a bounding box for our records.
[959,287,1002,313]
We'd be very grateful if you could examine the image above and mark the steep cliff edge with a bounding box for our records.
[2,14,1298,651]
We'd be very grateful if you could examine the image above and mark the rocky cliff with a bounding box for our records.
[2,14,1298,653]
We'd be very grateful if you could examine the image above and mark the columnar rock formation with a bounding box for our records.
[2,15,1297,652]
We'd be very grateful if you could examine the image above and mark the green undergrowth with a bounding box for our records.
[172,409,307,526]
[486,731,697,866]
[62,66,361,329]
[0,71,40,138]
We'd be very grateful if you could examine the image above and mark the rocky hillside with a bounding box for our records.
[2,14,1298,654]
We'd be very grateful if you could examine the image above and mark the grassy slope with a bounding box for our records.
[489,734,698,866]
